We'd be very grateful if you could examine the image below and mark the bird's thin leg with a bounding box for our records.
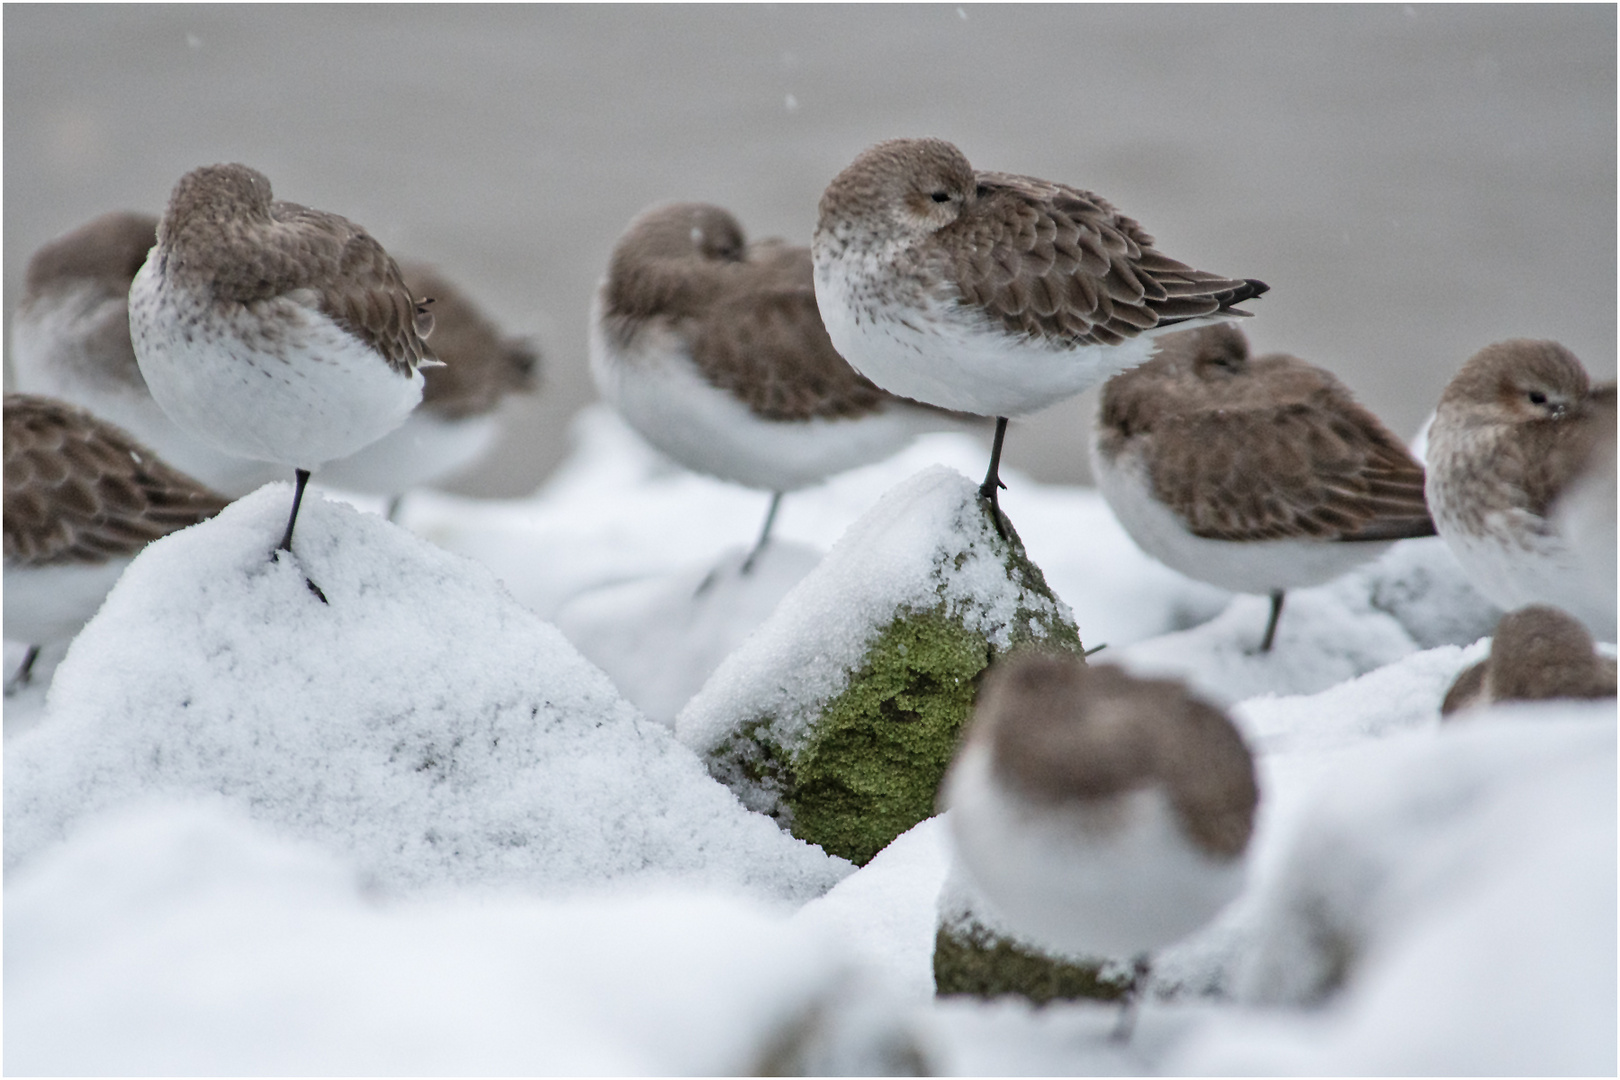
[1109,954,1152,1044]
[1260,589,1286,653]
[741,491,784,575]
[5,645,41,696]
[979,416,1010,539]
[279,468,313,553]
[385,493,406,524]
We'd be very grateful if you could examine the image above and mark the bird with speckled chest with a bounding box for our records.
[1092,324,1436,652]
[1425,339,1616,642]
[812,138,1267,535]
[591,201,969,570]
[128,163,437,565]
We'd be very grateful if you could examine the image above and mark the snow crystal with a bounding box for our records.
[4,485,848,903]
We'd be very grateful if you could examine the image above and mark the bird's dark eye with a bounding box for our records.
[1529,390,1548,406]
[930,191,951,203]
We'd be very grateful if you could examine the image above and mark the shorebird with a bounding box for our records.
[1092,324,1436,651]
[812,137,1267,535]
[591,201,967,569]
[128,164,437,565]
[942,650,1258,1037]
[1425,339,1617,641]
[4,393,228,692]
[318,261,540,519]
[10,210,282,496]
[1441,604,1617,716]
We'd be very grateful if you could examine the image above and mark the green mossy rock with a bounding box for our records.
[933,867,1133,1004]
[681,467,1083,866]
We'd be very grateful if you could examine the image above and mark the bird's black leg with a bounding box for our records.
[1109,953,1152,1043]
[741,491,783,575]
[5,645,41,696]
[279,468,313,553]
[274,468,327,603]
[979,416,1010,540]
[1260,589,1286,653]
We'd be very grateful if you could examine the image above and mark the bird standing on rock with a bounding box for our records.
[128,163,437,566]
[812,137,1268,535]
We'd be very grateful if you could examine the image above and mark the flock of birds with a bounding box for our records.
[4,137,1615,1009]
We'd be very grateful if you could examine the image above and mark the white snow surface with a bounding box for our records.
[4,485,848,903]
[5,405,1612,1075]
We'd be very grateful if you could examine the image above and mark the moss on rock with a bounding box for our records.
[933,917,1133,1004]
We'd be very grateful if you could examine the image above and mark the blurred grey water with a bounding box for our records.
[5,4,1613,496]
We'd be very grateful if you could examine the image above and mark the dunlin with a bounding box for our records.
[1425,339,1617,641]
[813,137,1267,533]
[942,651,1257,1032]
[1092,324,1436,651]
[128,164,436,558]
[4,393,228,692]
[1441,605,1617,717]
[11,211,282,496]
[319,260,540,518]
[591,202,966,568]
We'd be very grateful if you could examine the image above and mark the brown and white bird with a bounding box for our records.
[128,164,436,559]
[1092,324,1436,651]
[1425,340,1616,641]
[1441,605,1617,717]
[942,650,1258,972]
[812,137,1267,533]
[318,261,540,518]
[591,201,966,568]
[10,210,282,496]
[4,393,228,692]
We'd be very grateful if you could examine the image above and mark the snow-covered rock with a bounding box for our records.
[4,485,848,903]
[676,466,1083,865]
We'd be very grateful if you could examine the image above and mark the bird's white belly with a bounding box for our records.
[130,260,423,471]
[1436,508,1615,642]
[944,742,1246,959]
[589,298,935,492]
[1092,445,1390,594]
[317,410,500,495]
[815,251,1168,416]
[4,557,133,646]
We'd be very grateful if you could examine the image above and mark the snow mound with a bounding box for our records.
[4,486,848,903]
[1175,704,1616,1075]
[555,540,823,726]
[5,800,921,1076]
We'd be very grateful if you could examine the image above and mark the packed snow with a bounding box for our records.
[5,408,1614,1074]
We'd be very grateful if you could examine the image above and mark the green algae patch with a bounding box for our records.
[677,466,1086,866]
[787,608,986,865]
[934,917,1132,1004]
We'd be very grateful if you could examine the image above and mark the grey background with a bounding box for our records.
[6,4,1614,496]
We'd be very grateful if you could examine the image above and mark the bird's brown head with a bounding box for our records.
[817,137,977,243]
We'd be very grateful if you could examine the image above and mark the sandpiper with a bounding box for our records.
[591,201,967,568]
[942,650,1258,1030]
[318,260,540,518]
[812,137,1267,534]
[4,393,228,692]
[128,164,436,559]
[11,210,282,496]
[1425,339,1617,641]
[1441,605,1617,716]
[1092,324,1436,651]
